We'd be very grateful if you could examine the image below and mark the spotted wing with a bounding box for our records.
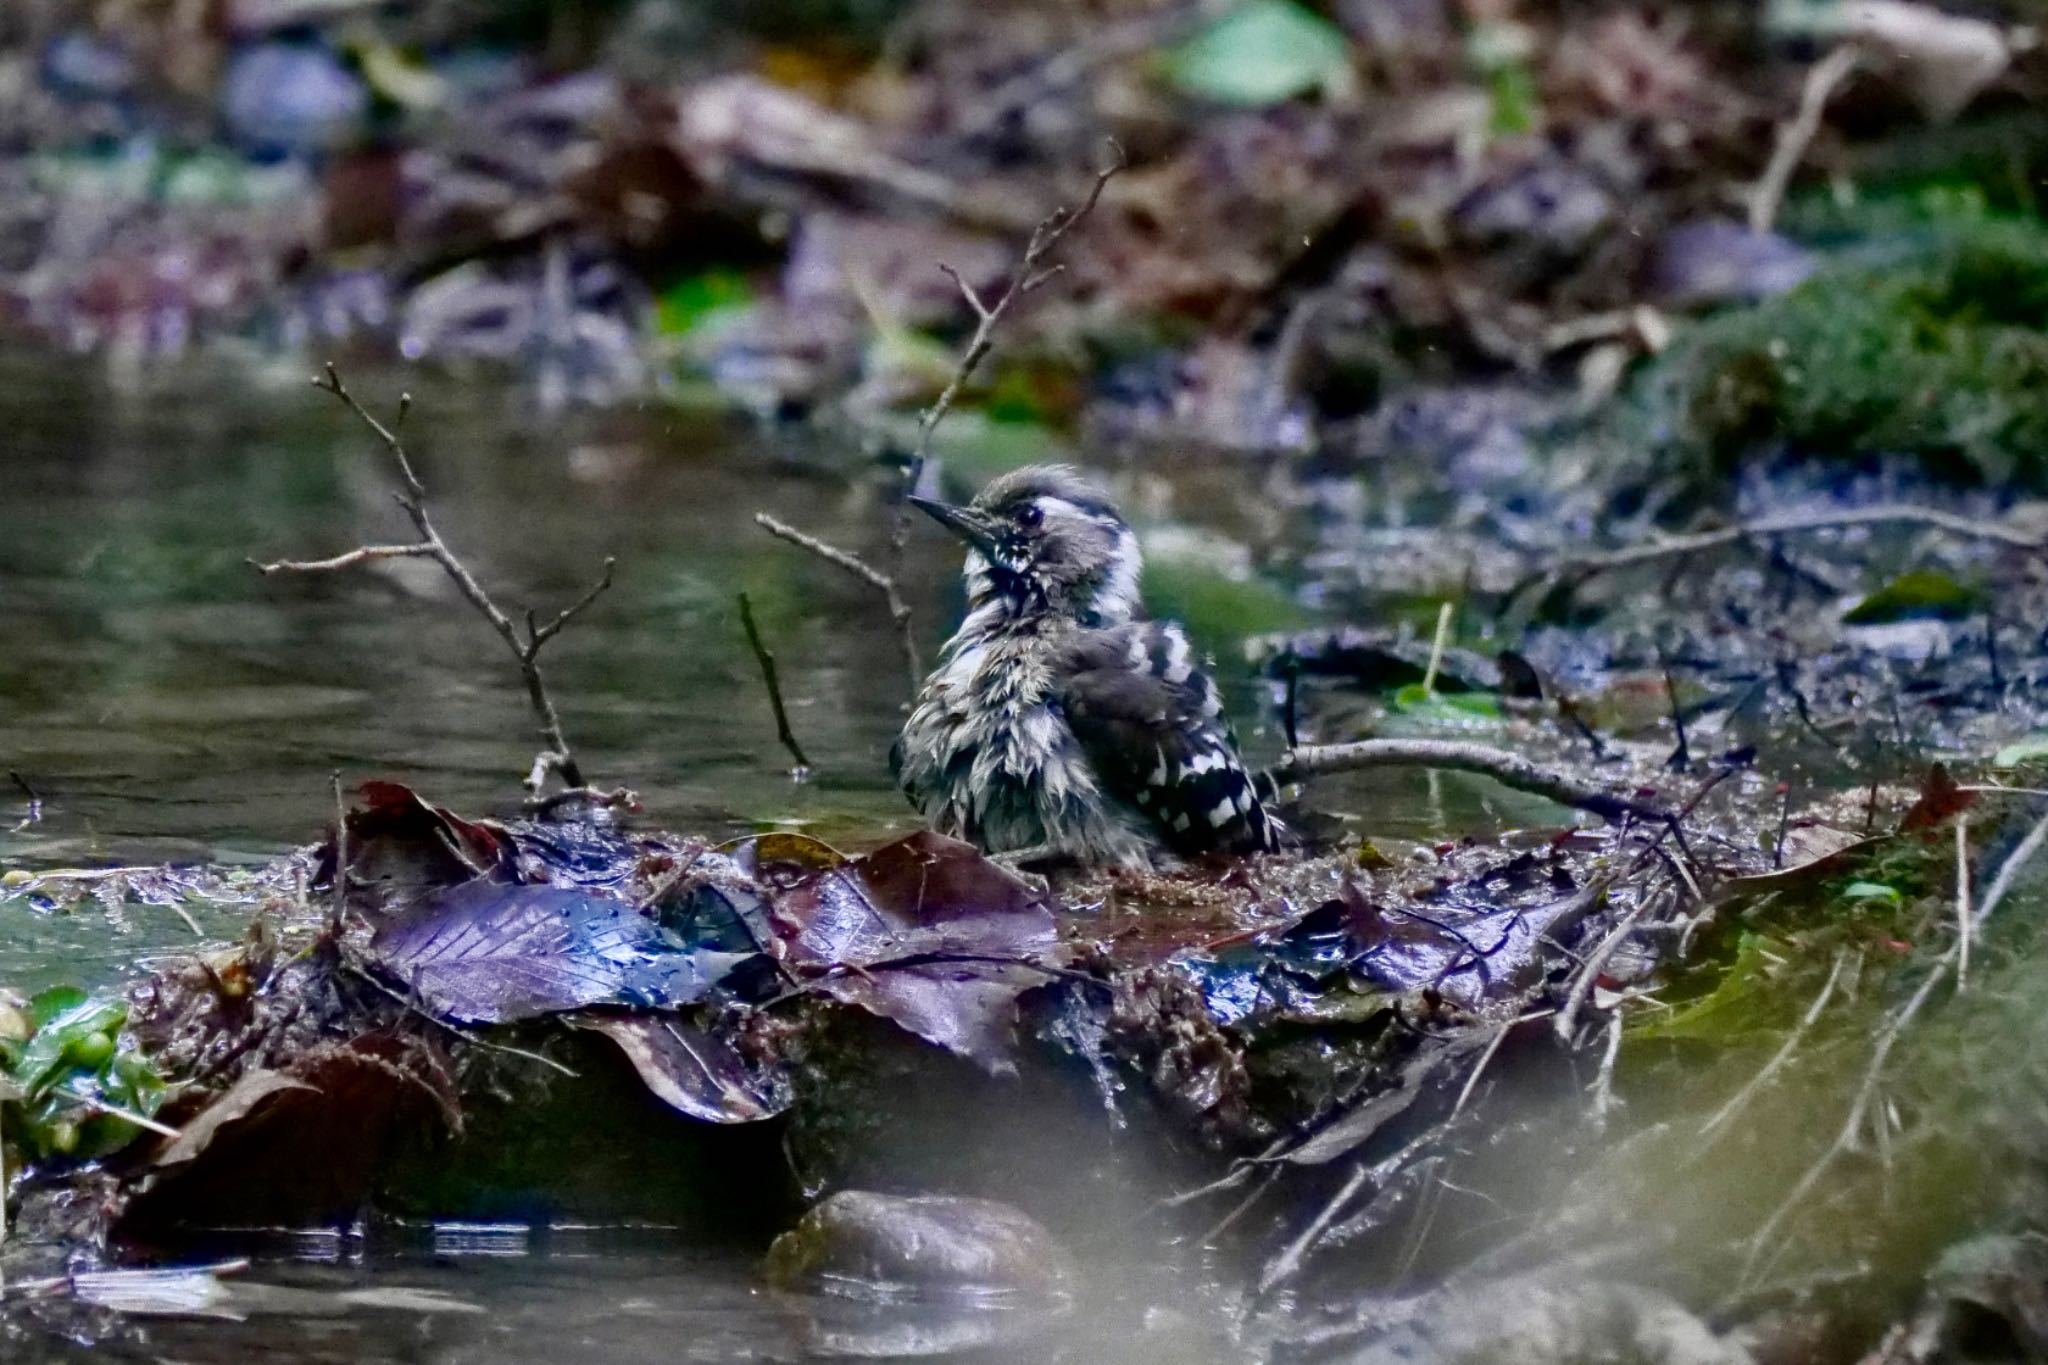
[1055,622,1278,857]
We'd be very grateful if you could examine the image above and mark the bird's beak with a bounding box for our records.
[908,496,1003,562]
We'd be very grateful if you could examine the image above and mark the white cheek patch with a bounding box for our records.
[1097,528,1142,620]
[1162,628,1192,683]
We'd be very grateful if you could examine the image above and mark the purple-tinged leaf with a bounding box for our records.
[370,882,740,1024]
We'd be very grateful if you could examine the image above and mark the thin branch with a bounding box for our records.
[1588,1011,1625,1127]
[529,558,617,650]
[250,543,435,573]
[1262,738,1672,824]
[737,592,811,778]
[1974,800,2048,927]
[1553,887,1665,1044]
[755,512,922,699]
[1955,817,1971,991]
[1750,45,1860,234]
[1257,1159,1370,1296]
[890,140,1127,562]
[250,366,617,797]
[330,771,349,934]
[52,1085,182,1140]
[1541,503,2047,591]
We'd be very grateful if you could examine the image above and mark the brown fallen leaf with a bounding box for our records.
[572,1012,786,1124]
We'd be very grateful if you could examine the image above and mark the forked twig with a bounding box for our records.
[755,513,922,700]
[737,591,811,778]
[891,140,1127,559]
[754,143,1126,709]
[251,366,618,800]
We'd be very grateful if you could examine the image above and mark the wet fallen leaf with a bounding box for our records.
[334,780,514,895]
[124,1033,459,1232]
[370,881,743,1024]
[768,832,1059,1071]
[149,1069,316,1170]
[573,1012,786,1123]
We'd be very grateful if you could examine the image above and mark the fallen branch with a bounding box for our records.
[251,366,617,801]
[755,513,922,701]
[1263,738,1671,824]
[737,591,811,778]
[1750,44,1860,234]
[891,140,1127,561]
[1523,504,2047,605]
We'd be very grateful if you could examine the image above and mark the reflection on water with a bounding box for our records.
[0,352,940,868]
[10,1231,1234,1364]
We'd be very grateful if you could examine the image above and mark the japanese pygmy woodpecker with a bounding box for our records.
[895,464,1280,868]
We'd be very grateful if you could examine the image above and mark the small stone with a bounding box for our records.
[763,1191,1074,1298]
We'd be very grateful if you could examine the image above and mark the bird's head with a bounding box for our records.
[911,465,1142,624]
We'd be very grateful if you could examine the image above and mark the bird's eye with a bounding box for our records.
[1017,504,1044,530]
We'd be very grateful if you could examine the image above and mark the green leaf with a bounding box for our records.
[1390,683,1504,728]
[1843,569,1982,624]
[13,995,127,1097]
[1841,881,1904,905]
[655,269,756,339]
[1164,0,1353,107]
[1633,933,1782,1042]
[1995,733,2048,767]
[27,986,87,1029]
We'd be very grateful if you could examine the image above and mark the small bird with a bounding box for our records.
[895,465,1279,868]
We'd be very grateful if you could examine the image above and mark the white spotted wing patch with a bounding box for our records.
[1055,621,1279,856]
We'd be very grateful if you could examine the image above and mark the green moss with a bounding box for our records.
[1645,218,2048,485]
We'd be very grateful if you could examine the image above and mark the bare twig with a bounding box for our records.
[1750,45,1860,234]
[1263,738,1672,824]
[751,144,1125,708]
[1974,801,2048,927]
[330,770,349,934]
[1955,817,1971,991]
[1257,1159,1371,1296]
[251,366,617,799]
[737,591,811,778]
[1589,1011,1625,1126]
[1553,887,1667,1044]
[1533,504,2047,597]
[52,1085,182,1140]
[1448,1009,1550,1122]
[1420,601,1452,697]
[755,513,922,699]
[891,140,1127,561]
[525,785,640,820]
